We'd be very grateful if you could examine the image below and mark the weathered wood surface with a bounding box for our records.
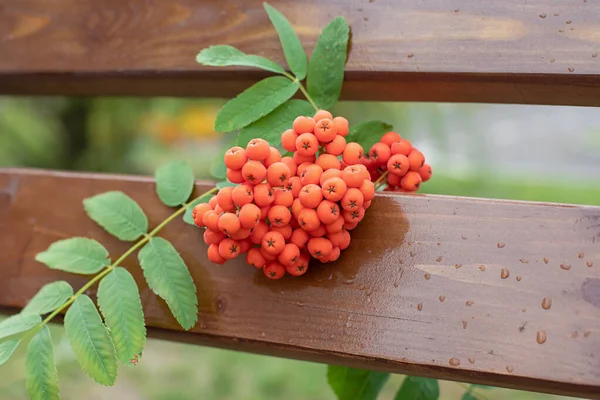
[1,0,600,105]
[1,168,599,397]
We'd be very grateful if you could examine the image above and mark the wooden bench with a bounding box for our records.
[1,1,599,398]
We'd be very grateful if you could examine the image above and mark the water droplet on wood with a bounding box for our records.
[539,13,547,18]
[343,279,355,285]
[542,297,552,310]
[417,303,423,311]
[479,265,486,271]
[455,264,462,269]
[501,268,510,279]
[462,320,467,329]
[583,330,591,337]
[560,264,571,270]
[449,357,460,366]
[261,332,266,337]
[468,357,475,364]
[424,273,431,280]
[393,280,399,288]
[516,276,522,282]
[586,261,593,267]
[506,366,514,373]
[543,257,549,264]
[439,295,446,302]
[436,256,442,262]
[497,243,505,248]
[466,300,474,307]
[537,330,547,344]
[571,331,579,338]
[519,259,528,264]
[461,235,467,240]
[566,20,572,24]
[578,252,585,258]
[522,308,527,313]
[407,52,414,58]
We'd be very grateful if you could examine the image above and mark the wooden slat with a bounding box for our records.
[1,168,599,397]
[1,0,600,105]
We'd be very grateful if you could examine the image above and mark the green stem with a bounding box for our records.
[282,71,319,112]
[41,187,218,327]
[374,170,389,190]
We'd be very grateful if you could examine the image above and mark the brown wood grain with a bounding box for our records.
[1,0,600,105]
[1,168,599,397]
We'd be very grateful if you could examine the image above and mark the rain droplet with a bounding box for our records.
[537,331,547,344]
[462,320,467,329]
[586,261,593,267]
[516,276,522,282]
[522,308,527,313]
[542,297,552,310]
[593,54,598,58]
[261,332,266,337]
[410,251,416,257]
[393,280,399,288]
[497,243,505,248]
[543,257,549,264]
[455,264,462,269]
[571,331,579,338]
[407,52,414,58]
[343,279,355,285]
[424,273,431,280]
[468,357,475,364]
[449,357,460,366]
[330,334,335,339]
[417,303,423,311]
[566,20,572,24]
[436,256,442,262]
[539,13,547,18]
[436,242,441,246]
[578,252,585,258]
[297,301,304,307]
[554,13,559,16]
[461,235,467,240]
[439,295,446,302]
[506,365,514,373]
[501,268,510,279]
[519,259,529,264]
[583,330,591,337]
[466,300,474,307]
[479,265,486,271]
[560,264,571,270]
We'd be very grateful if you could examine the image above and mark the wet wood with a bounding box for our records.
[1,0,600,105]
[1,168,599,397]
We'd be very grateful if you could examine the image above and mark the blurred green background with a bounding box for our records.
[1,97,597,400]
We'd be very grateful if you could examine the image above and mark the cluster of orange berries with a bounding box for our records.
[191,110,376,279]
[364,132,432,192]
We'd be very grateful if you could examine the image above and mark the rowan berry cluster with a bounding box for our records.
[364,132,432,192]
[192,110,375,280]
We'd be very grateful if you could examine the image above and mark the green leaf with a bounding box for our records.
[138,237,198,330]
[0,313,41,341]
[462,392,477,400]
[64,295,118,386]
[215,76,299,133]
[346,120,394,152]
[237,99,314,148]
[0,340,20,366]
[216,180,238,189]
[35,238,110,275]
[25,325,60,400]
[210,156,227,180]
[307,17,350,110]
[183,194,215,226]
[23,281,74,315]
[394,376,440,400]
[263,2,307,80]
[196,45,284,74]
[97,267,146,365]
[155,160,195,207]
[472,384,493,390]
[84,191,148,241]
[327,366,390,400]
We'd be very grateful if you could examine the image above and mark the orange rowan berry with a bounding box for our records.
[380,131,402,147]
[286,260,308,276]
[207,244,226,264]
[298,208,321,231]
[250,221,269,244]
[316,154,341,171]
[342,207,365,224]
[343,221,359,230]
[342,142,364,165]
[281,156,297,176]
[203,210,220,232]
[226,168,244,184]
[208,195,218,209]
[238,203,261,229]
[296,161,312,178]
[333,116,349,137]
[293,116,315,134]
[328,229,351,250]
[363,200,372,209]
[391,139,413,156]
[268,205,292,227]
[230,227,252,240]
[359,154,374,170]
[247,247,267,269]
[317,200,340,224]
[301,164,323,186]
[313,110,333,122]
[326,216,345,234]
[387,154,410,176]
[218,238,240,260]
[224,146,247,170]
[242,160,267,185]
[239,239,252,254]
[264,261,286,280]
[387,172,401,187]
[266,161,291,187]
[271,224,292,240]
[314,118,337,143]
[407,150,425,171]
[232,184,254,207]
[341,166,366,188]
[290,228,310,249]
[214,204,224,215]
[319,169,342,186]
[259,205,270,221]
[308,237,333,258]
[218,212,241,235]
[278,243,301,267]
[216,186,235,212]
[261,231,286,255]
[369,142,391,166]
[286,176,302,198]
[295,133,319,157]
[291,198,304,219]
[203,229,225,246]
[401,171,422,191]
[418,163,432,182]
[261,247,278,261]
[253,183,274,207]
[322,177,347,202]
[341,188,364,211]
[292,152,316,165]
[281,129,298,152]
[192,203,212,227]
[299,184,323,208]
[273,188,293,207]
[324,135,346,156]
[359,179,375,202]
[246,138,270,161]
[309,224,327,237]
[322,246,341,263]
[264,146,282,167]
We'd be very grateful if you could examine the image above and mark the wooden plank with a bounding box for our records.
[0,168,599,397]
[1,0,600,105]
